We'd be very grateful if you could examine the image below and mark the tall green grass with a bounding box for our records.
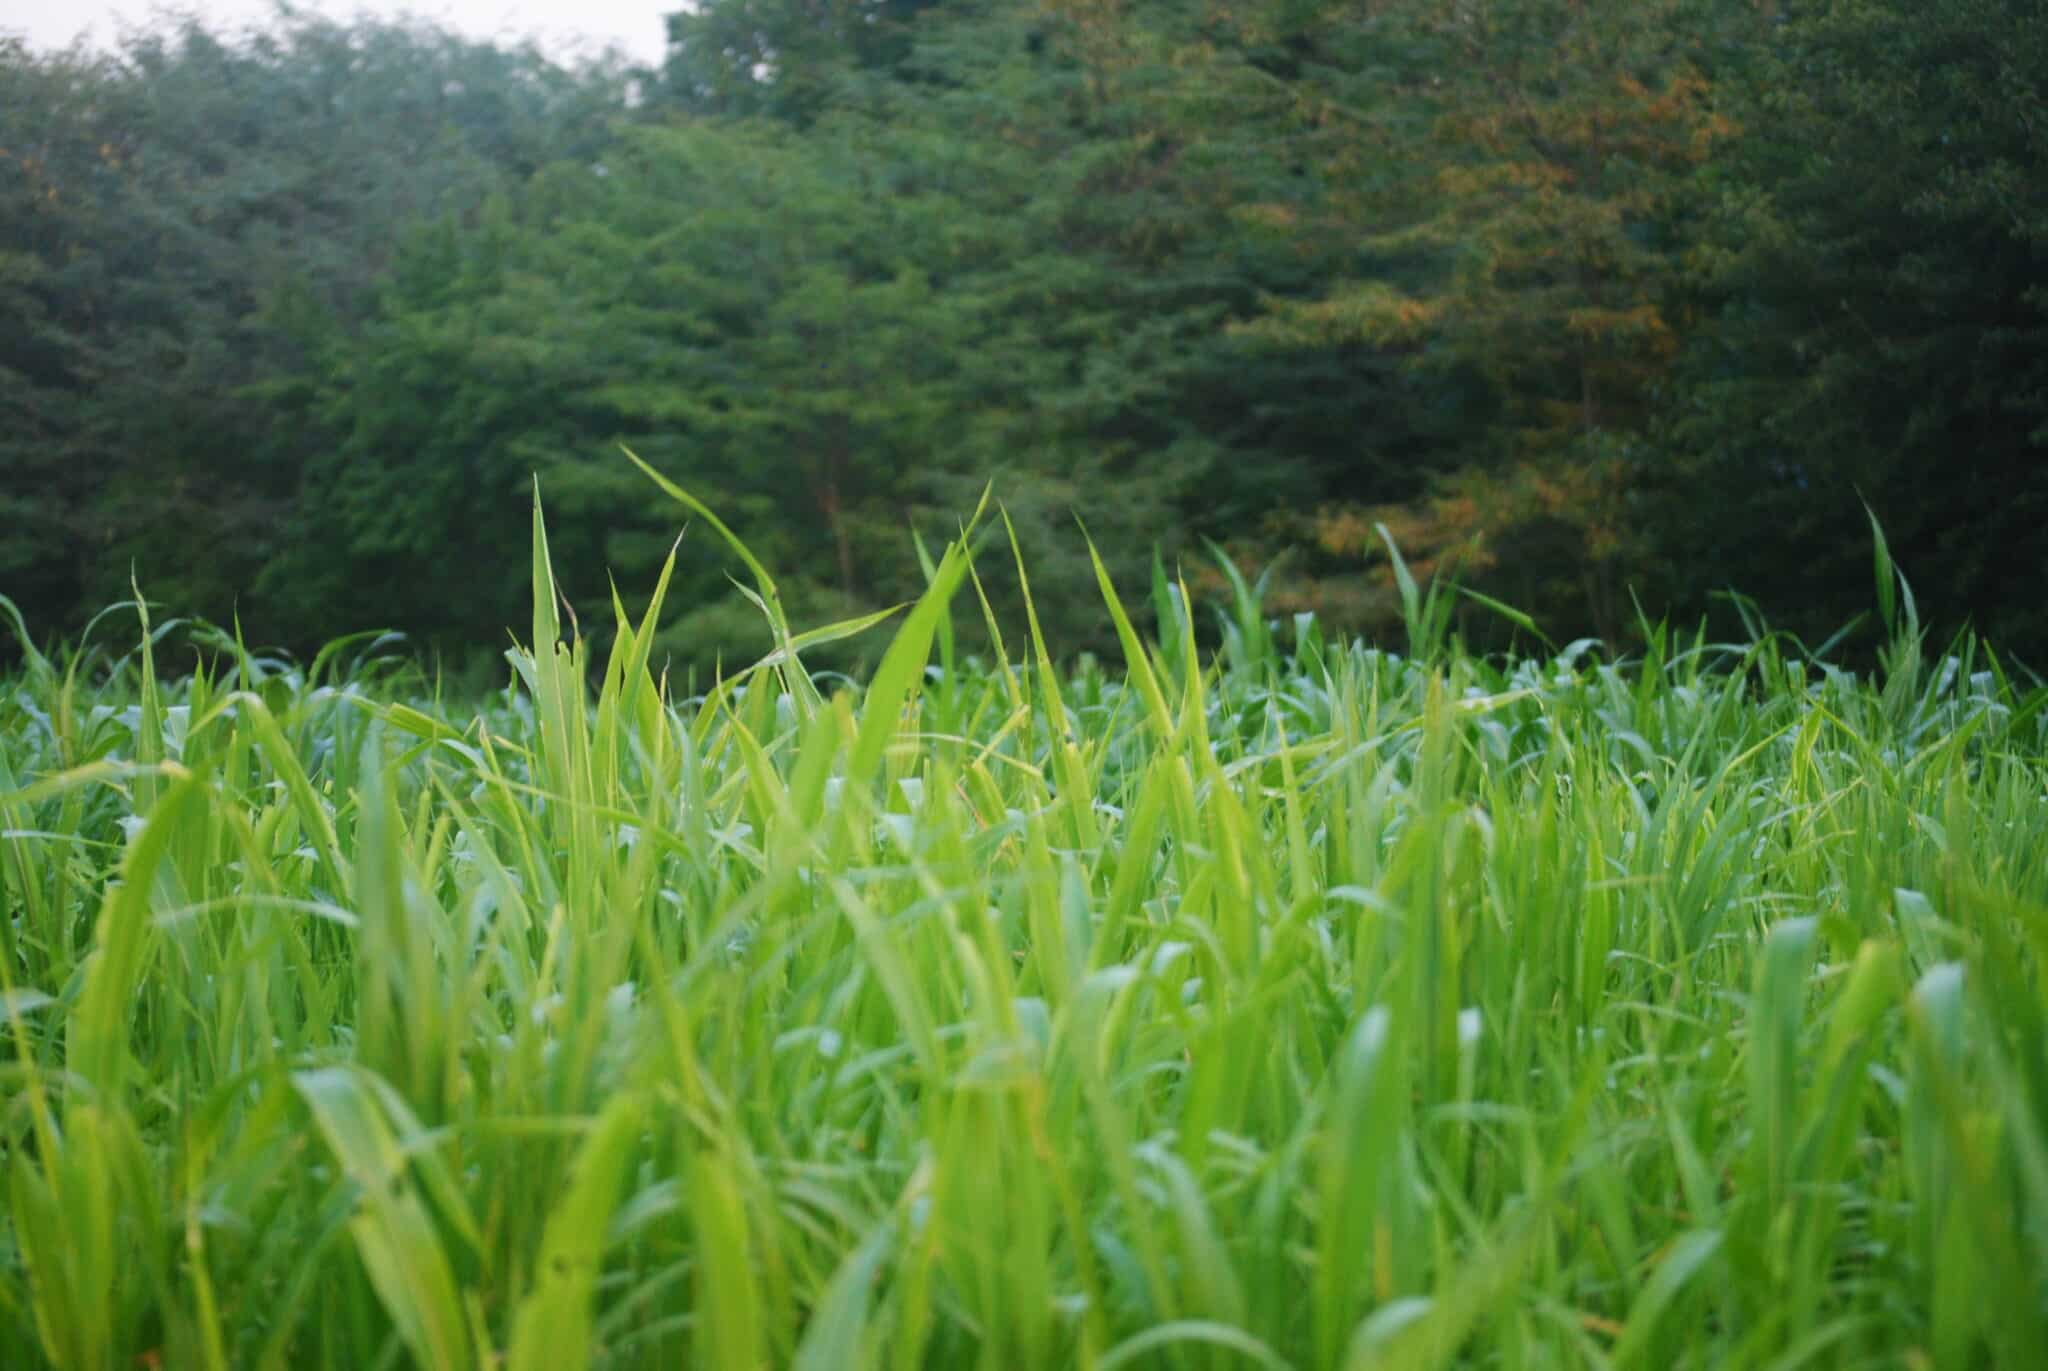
[3,477,2045,1368]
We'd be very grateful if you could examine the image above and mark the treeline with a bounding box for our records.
[4,0,2043,670]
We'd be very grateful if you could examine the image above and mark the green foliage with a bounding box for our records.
[4,487,2048,1366]
[288,1,1345,669]
[0,15,631,651]
[1659,0,2048,655]
[1249,0,1731,436]
[1208,0,1758,641]
[4,0,2045,669]
[660,0,946,121]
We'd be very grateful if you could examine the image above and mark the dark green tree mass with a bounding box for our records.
[1659,0,2048,654]
[2,0,2043,666]
[2,14,631,650]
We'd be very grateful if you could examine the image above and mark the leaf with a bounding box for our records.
[507,1093,647,1371]
[294,1067,475,1371]
[1097,1320,1294,1371]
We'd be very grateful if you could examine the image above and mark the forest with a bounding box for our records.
[3,0,2045,669]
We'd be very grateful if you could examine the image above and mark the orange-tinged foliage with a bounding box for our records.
[1247,0,1734,484]
[1268,442,1647,639]
[1236,202,1301,230]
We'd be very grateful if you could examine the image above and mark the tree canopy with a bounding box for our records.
[3,0,2043,667]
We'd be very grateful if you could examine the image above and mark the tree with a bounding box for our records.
[1660,0,2048,656]
[0,38,129,628]
[295,0,1387,668]
[660,0,950,120]
[1225,0,1746,640]
[0,15,632,649]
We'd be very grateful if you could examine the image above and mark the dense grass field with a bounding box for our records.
[4,483,2047,1369]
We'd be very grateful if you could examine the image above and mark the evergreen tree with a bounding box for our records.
[660,0,949,120]
[1663,0,2048,654]
[1232,0,1745,638]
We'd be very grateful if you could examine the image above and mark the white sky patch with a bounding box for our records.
[4,0,672,66]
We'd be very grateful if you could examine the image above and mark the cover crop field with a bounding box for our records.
[3,481,2045,1369]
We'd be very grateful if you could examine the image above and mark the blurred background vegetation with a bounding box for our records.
[3,0,2043,673]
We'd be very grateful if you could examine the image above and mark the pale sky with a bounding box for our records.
[4,0,672,65]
